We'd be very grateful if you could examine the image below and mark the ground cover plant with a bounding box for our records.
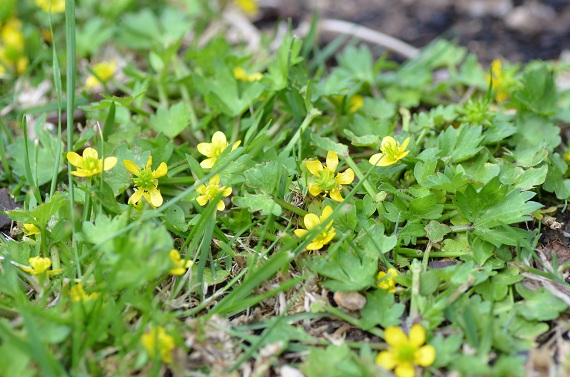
[1,0,570,376]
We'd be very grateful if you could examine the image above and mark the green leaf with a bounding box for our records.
[266,33,303,91]
[543,153,570,199]
[424,220,451,243]
[360,289,404,329]
[514,285,567,321]
[309,248,377,291]
[243,161,281,194]
[438,124,484,163]
[149,102,191,138]
[310,134,348,156]
[302,344,362,377]
[514,66,558,116]
[233,194,282,216]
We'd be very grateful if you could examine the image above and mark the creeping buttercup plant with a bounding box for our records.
[0,1,569,376]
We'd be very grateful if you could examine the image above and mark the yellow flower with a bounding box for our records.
[486,59,520,104]
[35,0,65,13]
[23,223,40,237]
[196,174,232,211]
[197,131,241,169]
[369,136,410,167]
[306,151,354,202]
[377,268,398,293]
[235,0,259,14]
[85,61,117,90]
[69,283,99,302]
[124,156,168,208]
[141,326,175,364]
[234,67,263,82]
[67,147,117,178]
[169,249,193,276]
[0,19,28,75]
[294,206,336,250]
[348,95,364,113]
[376,324,436,377]
[20,256,62,276]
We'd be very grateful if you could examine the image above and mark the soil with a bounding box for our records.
[265,0,570,64]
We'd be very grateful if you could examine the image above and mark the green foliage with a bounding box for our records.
[1,4,569,376]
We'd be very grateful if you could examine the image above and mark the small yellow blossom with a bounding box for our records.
[376,324,436,377]
[348,95,364,113]
[294,206,336,250]
[235,0,259,14]
[20,256,62,276]
[377,268,398,293]
[85,61,117,90]
[306,151,354,202]
[35,0,66,13]
[197,131,241,169]
[369,136,410,167]
[69,283,99,302]
[124,156,168,208]
[23,223,40,237]
[141,326,175,364]
[67,147,117,178]
[0,19,28,75]
[234,67,263,82]
[196,174,232,211]
[169,249,193,276]
[487,59,520,104]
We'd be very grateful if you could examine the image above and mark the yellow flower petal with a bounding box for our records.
[231,140,241,151]
[128,189,144,205]
[326,151,339,172]
[394,362,415,377]
[415,344,435,367]
[409,324,426,348]
[66,152,83,167]
[103,157,117,171]
[222,187,232,197]
[197,142,213,157]
[329,188,343,202]
[153,162,168,179]
[82,147,99,160]
[148,188,163,208]
[304,213,320,230]
[308,183,323,196]
[321,205,333,220]
[335,168,354,185]
[306,240,324,250]
[294,229,307,238]
[376,351,397,370]
[381,136,397,150]
[211,131,227,146]
[196,185,207,195]
[209,174,221,186]
[216,200,226,211]
[306,160,323,176]
[200,158,215,169]
[384,326,407,348]
[400,137,410,151]
[196,195,208,206]
[321,229,336,244]
[123,160,141,175]
[369,153,384,166]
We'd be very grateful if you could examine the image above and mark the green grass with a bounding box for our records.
[0,1,569,376]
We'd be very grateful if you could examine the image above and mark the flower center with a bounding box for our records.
[83,157,100,172]
[212,142,228,158]
[133,168,157,190]
[315,169,337,191]
[397,344,416,363]
[206,185,222,200]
